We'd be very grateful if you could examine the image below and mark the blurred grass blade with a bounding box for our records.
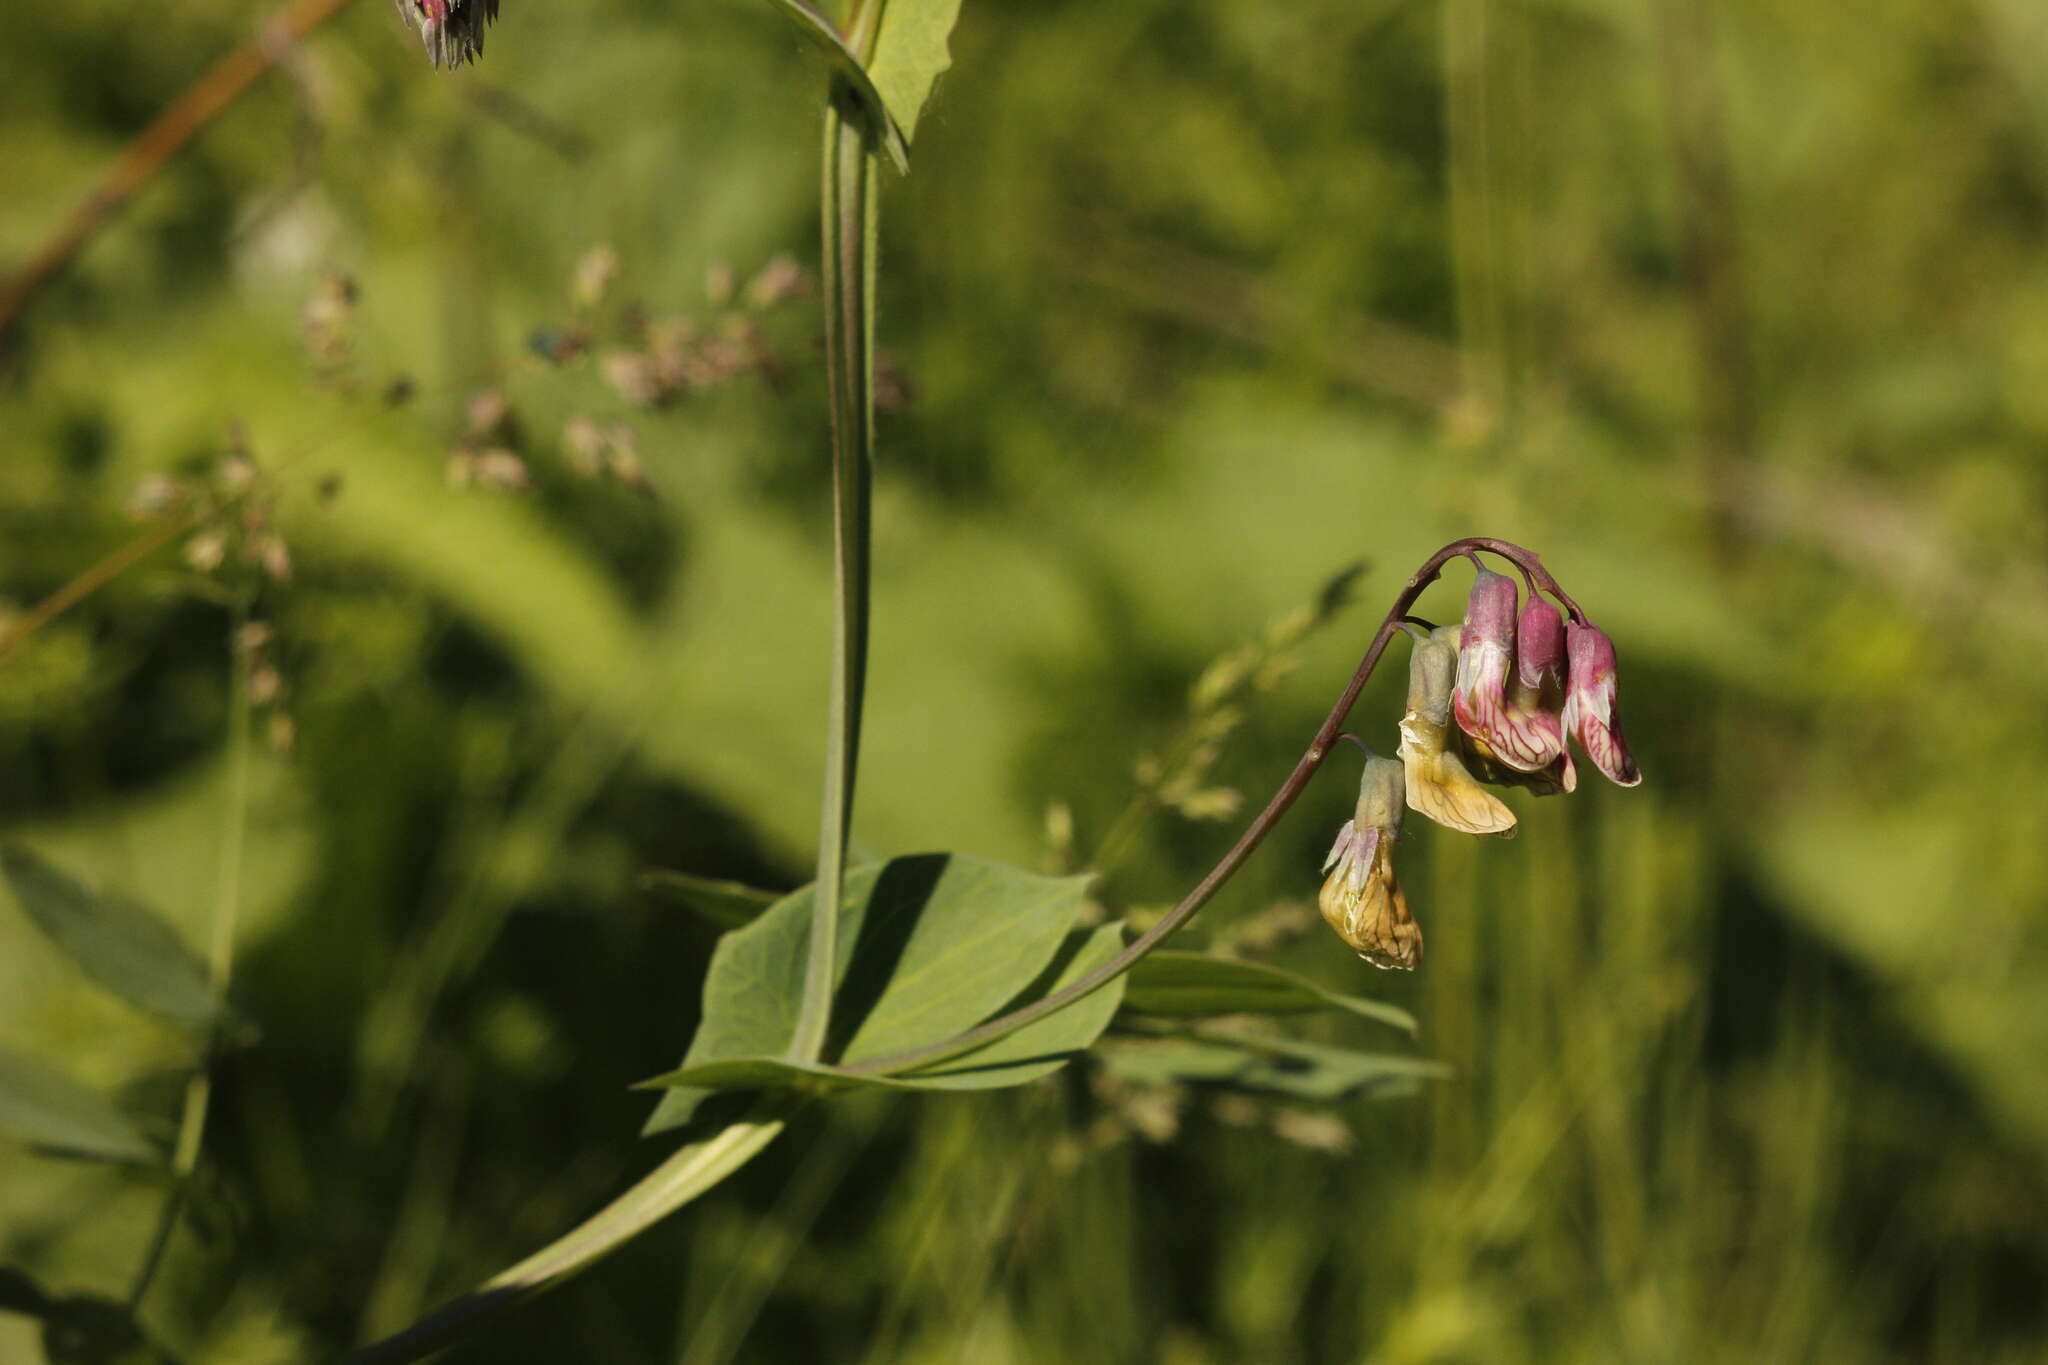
[346,1104,788,1365]
[761,0,911,171]
[639,870,782,930]
[1097,1033,1448,1102]
[865,0,964,143]
[0,1046,160,1165]
[0,845,224,1029]
[1124,950,1417,1034]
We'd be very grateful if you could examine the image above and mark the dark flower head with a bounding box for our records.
[393,0,498,68]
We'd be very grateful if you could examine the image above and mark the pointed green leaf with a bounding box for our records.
[760,0,912,171]
[1096,1033,1448,1102]
[865,0,964,144]
[1,846,223,1029]
[640,921,1127,1096]
[638,870,782,930]
[0,1047,160,1164]
[1124,951,1416,1034]
[644,854,1094,1132]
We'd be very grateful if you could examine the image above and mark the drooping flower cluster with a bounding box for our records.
[392,0,498,69]
[1322,558,1642,969]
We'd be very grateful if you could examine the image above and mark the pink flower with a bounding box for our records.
[1561,621,1642,787]
[1453,568,1570,773]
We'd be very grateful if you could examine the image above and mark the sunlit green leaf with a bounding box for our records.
[0,1047,160,1165]
[0,845,222,1029]
[865,0,963,144]
[1096,1033,1448,1102]
[638,869,782,929]
[644,853,1096,1132]
[640,921,1127,1095]
[1124,951,1417,1034]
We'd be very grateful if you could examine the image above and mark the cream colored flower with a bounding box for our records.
[1399,625,1517,837]
[1318,755,1421,970]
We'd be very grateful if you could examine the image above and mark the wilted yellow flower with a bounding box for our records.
[1398,625,1517,837]
[1318,755,1421,970]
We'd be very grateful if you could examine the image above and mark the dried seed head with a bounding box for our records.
[392,0,498,68]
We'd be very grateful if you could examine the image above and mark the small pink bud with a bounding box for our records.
[1562,621,1642,787]
[1515,597,1565,692]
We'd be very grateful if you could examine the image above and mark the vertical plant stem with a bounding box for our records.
[129,602,253,1307]
[790,2,884,1064]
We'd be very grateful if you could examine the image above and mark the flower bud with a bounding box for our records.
[1561,620,1642,787]
[1318,756,1420,970]
[1401,625,1518,836]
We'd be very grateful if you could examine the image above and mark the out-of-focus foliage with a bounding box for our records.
[4,0,2048,1359]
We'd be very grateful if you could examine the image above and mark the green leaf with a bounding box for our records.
[1095,1033,1449,1103]
[1,846,223,1029]
[865,0,964,144]
[640,921,1127,1095]
[1123,951,1417,1034]
[760,0,911,171]
[638,870,781,930]
[644,853,1094,1132]
[0,1047,160,1164]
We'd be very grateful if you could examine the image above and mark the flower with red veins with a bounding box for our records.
[1561,620,1642,787]
[1451,567,1566,773]
[393,0,498,68]
[1400,625,1518,837]
[1319,755,1421,970]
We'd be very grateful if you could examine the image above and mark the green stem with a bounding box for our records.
[129,602,254,1308]
[790,2,884,1065]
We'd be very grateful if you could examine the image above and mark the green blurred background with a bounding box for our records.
[5,0,2048,1359]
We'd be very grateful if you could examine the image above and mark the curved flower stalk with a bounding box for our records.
[1319,755,1421,969]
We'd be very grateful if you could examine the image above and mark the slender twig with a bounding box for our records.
[0,515,194,666]
[844,537,1572,1077]
[0,0,359,341]
[129,601,254,1306]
